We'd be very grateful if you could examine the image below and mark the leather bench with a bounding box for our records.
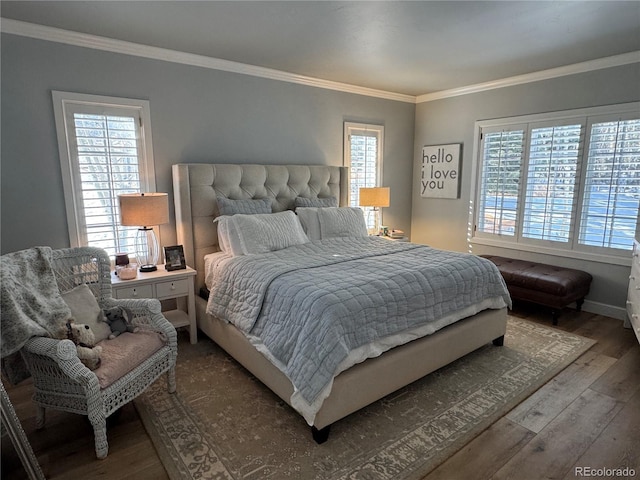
[481,255,592,325]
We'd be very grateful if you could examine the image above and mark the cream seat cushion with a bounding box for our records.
[94,330,166,389]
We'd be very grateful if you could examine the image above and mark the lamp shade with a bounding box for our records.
[359,187,390,208]
[119,193,169,227]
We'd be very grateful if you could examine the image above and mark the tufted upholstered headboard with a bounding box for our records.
[172,163,349,290]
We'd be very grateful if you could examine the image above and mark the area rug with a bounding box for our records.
[134,317,595,480]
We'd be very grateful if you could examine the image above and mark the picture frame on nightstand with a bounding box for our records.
[164,245,186,271]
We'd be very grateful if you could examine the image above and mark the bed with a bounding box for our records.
[172,163,510,442]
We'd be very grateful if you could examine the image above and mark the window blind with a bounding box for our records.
[522,124,582,243]
[349,133,378,205]
[72,112,142,257]
[472,102,639,260]
[579,119,640,250]
[477,129,524,236]
[345,124,384,232]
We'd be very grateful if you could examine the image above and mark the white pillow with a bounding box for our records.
[216,217,229,252]
[215,215,244,256]
[217,211,308,256]
[61,284,112,342]
[296,207,322,241]
[317,207,368,239]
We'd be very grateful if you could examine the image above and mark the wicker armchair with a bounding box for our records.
[19,247,177,459]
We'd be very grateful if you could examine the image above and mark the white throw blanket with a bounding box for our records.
[1,246,72,384]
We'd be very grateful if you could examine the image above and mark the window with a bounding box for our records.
[477,127,524,236]
[53,91,156,258]
[344,122,384,231]
[521,122,583,243]
[580,117,640,250]
[472,103,640,263]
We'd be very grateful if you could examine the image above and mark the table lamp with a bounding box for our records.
[359,187,390,235]
[119,193,169,272]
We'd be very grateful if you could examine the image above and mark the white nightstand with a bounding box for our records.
[379,235,409,242]
[111,266,198,344]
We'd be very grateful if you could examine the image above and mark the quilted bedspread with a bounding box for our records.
[206,237,511,420]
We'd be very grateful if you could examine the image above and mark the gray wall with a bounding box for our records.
[411,63,640,318]
[3,32,636,318]
[1,34,415,254]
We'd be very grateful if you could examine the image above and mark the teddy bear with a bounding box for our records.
[59,320,103,370]
[103,305,139,339]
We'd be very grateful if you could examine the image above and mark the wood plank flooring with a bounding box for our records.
[426,305,640,480]
[2,306,638,480]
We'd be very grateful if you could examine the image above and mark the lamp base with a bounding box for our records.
[135,227,160,273]
[372,207,381,236]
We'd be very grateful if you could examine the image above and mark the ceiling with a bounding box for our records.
[2,1,639,97]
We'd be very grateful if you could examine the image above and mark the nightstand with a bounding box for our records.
[379,235,409,242]
[111,266,198,344]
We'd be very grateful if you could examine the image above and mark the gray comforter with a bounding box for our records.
[206,237,510,406]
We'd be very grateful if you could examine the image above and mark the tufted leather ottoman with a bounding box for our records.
[481,255,592,325]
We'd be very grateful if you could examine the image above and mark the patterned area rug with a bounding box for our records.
[134,317,594,480]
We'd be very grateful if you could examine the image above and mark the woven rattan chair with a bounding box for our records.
[19,247,177,459]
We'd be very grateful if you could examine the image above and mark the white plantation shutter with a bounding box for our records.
[522,123,583,243]
[344,123,384,231]
[72,112,141,255]
[579,117,640,250]
[53,92,156,258]
[472,102,639,262]
[477,128,525,236]
[350,134,378,199]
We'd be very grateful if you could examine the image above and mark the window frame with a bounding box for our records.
[343,122,385,230]
[52,91,157,256]
[470,102,640,267]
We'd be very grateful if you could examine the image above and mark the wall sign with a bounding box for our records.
[420,143,461,199]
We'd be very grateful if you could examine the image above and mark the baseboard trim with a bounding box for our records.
[582,300,626,321]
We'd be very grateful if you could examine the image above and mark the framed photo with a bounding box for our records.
[164,245,186,271]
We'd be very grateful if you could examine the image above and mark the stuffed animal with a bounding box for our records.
[61,320,102,370]
[103,306,139,339]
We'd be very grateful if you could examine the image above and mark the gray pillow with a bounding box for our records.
[295,196,338,208]
[217,197,272,216]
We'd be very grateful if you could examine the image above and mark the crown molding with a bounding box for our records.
[416,51,640,103]
[3,18,638,105]
[0,18,416,104]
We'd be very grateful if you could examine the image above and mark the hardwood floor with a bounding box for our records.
[2,308,638,480]
[425,305,640,480]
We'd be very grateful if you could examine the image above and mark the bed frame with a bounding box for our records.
[172,163,508,442]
